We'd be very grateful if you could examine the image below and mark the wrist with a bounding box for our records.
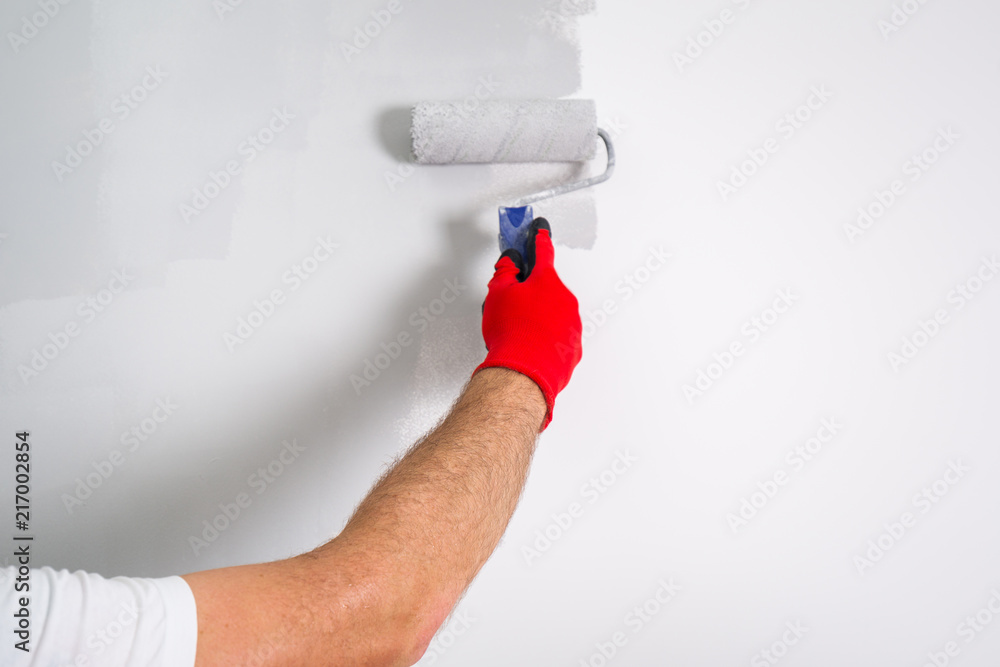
[469,367,547,430]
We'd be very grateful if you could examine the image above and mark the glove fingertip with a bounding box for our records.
[532,226,555,270]
[490,250,523,287]
[498,248,524,268]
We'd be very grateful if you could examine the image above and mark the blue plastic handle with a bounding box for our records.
[498,205,534,259]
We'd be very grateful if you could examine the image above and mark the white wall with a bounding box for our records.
[2,0,999,665]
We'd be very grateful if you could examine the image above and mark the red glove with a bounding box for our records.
[474,219,582,431]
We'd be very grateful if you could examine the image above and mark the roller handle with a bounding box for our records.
[499,205,534,261]
[511,128,616,207]
[497,216,550,282]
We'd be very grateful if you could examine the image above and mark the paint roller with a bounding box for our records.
[410,99,615,262]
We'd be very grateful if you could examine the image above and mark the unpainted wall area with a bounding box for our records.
[2,0,1000,665]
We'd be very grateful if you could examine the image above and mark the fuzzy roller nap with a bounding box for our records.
[411,99,598,164]
[410,98,615,264]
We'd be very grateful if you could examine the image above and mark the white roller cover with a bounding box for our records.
[411,99,598,164]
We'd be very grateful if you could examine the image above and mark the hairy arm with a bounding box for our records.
[185,223,580,666]
[183,367,546,666]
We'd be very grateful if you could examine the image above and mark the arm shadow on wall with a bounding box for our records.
[63,212,498,577]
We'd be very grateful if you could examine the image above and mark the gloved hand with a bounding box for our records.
[474,218,583,431]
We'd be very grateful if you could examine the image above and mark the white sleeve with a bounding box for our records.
[2,566,198,667]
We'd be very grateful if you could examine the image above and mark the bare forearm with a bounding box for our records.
[185,226,580,667]
[313,368,545,654]
[184,369,546,667]
[184,222,579,667]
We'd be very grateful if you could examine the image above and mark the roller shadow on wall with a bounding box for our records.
[378,107,414,162]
